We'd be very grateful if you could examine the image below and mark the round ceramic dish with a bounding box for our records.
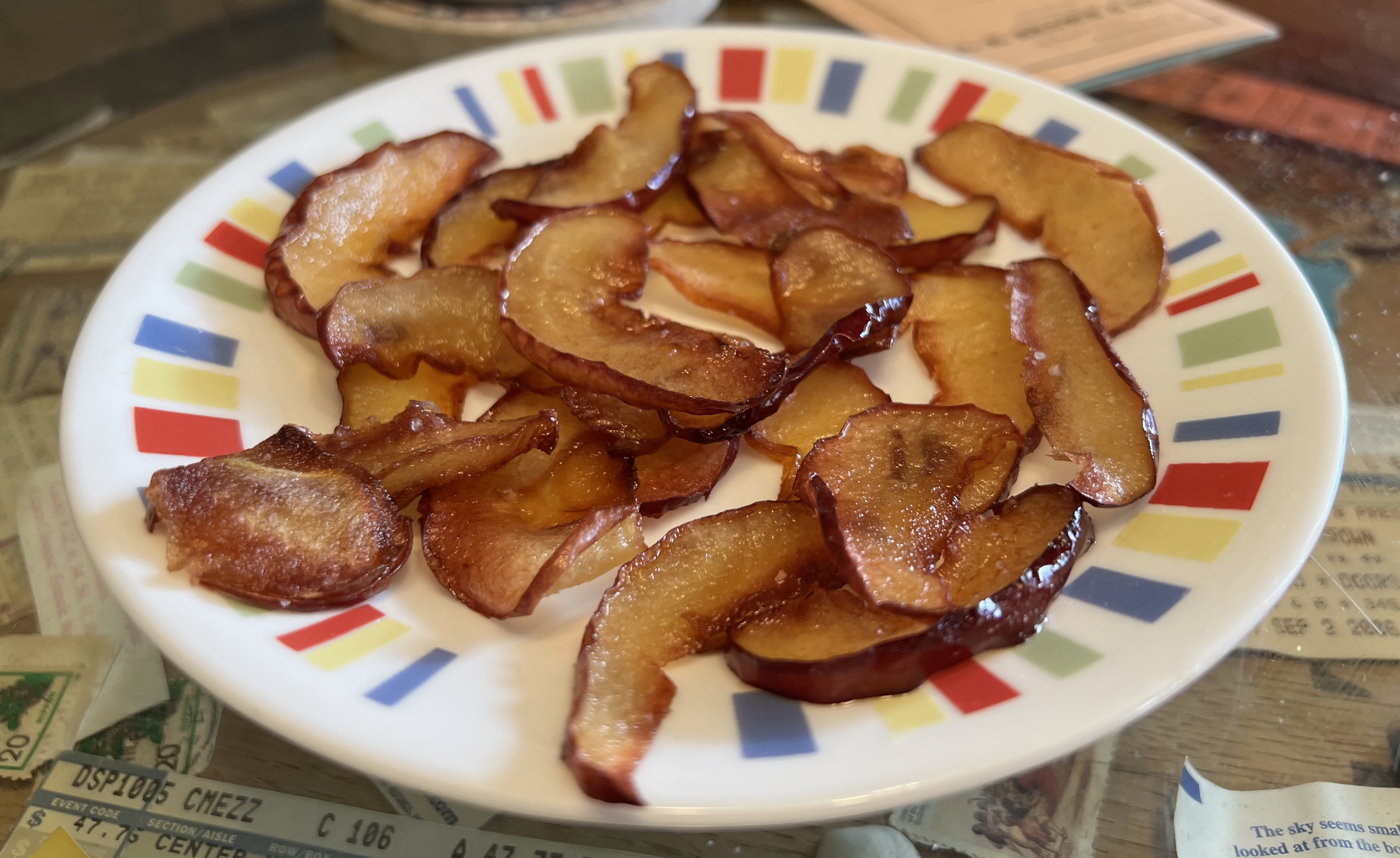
[61,26,1345,828]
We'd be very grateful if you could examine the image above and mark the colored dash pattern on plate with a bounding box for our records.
[128,43,1290,737]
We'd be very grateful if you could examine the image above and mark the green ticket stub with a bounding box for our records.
[0,752,660,858]
[0,672,74,776]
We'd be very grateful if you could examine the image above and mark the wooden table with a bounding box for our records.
[2,1,1397,854]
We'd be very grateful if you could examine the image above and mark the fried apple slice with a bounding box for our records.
[319,266,548,388]
[266,132,497,336]
[648,239,780,335]
[564,501,834,804]
[499,61,695,216]
[635,435,740,517]
[337,362,473,429]
[819,145,907,199]
[559,387,669,455]
[887,193,998,271]
[771,227,911,353]
[144,425,412,610]
[916,121,1166,332]
[421,166,540,267]
[747,361,890,496]
[726,485,1091,703]
[638,182,710,233]
[315,401,558,506]
[1009,259,1158,506]
[419,388,643,617]
[796,404,1024,615]
[907,266,1034,435]
[686,119,909,249]
[500,208,787,414]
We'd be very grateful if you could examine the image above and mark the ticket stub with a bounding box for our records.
[0,752,660,858]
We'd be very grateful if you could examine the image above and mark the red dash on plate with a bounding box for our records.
[521,67,557,122]
[278,604,385,651]
[1166,272,1261,315]
[204,221,269,269]
[930,81,987,133]
[929,659,1018,713]
[133,407,243,457]
[720,48,765,101]
[1150,461,1270,510]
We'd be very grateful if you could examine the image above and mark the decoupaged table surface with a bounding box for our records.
[1,0,1398,855]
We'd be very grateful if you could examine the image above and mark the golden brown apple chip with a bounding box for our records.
[648,239,780,336]
[558,386,670,456]
[564,501,834,804]
[421,166,540,267]
[336,362,473,429]
[318,266,549,388]
[634,435,739,517]
[795,403,1024,615]
[498,61,695,216]
[266,131,497,336]
[686,115,910,249]
[726,484,1091,703]
[819,145,908,199]
[747,361,890,496]
[1009,259,1158,506]
[500,208,787,414]
[638,182,710,233]
[419,388,643,618]
[907,266,1034,435]
[315,401,558,507]
[916,121,1166,333]
[145,425,412,610]
[886,193,999,270]
[770,227,911,353]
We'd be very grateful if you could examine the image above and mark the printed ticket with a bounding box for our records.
[0,752,660,858]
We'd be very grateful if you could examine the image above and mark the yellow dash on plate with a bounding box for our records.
[769,48,816,104]
[1180,362,1285,391]
[306,618,410,670]
[874,690,945,731]
[131,358,238,409]
[499,71,538,125]
[972,90,1019,123]
[1167,253,1249,297]
[1113,512,1242,562]
[228,198,283,241]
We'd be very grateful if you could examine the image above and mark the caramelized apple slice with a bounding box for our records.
[747,361,890,496]
[564,501,834,804]
[916,121,1166,332]
[1010,259,1158,506]
[559,387,669,455]
[319,266,547,387]
[144,425,411,610]
[501,61,695,215]
[726,485,1091,703]
[886,193,998,271]
[266,132,497,336]
[419,388,643,617]
[337,362,473,429]
[771,227,911,353]
[796,404,1023,615]
[420,482,641,619]
[638,182,710,233]
[819,145,908,199]
[686,120,909,249]
[422,166,540,267]
[907,266,1034,435]
[648,239,780,335]
[315,401,558,506]
[500,208,787,413]
[635,435,740,517]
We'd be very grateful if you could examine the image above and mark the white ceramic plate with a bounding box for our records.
[62,27,1345,828]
